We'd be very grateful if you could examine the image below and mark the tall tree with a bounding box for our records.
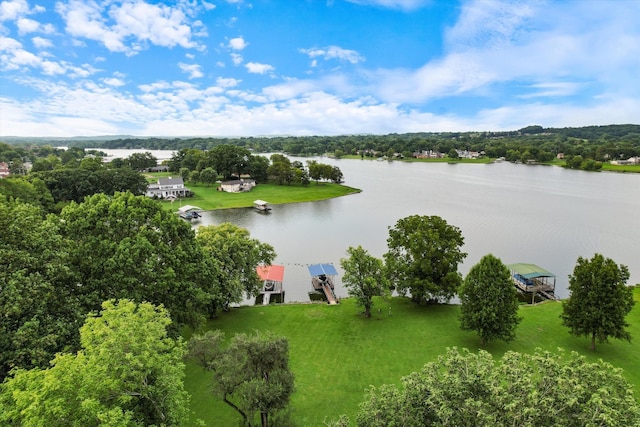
[340,246,389,318]
[356,348,640,427]
[210,144,250,179]
[459,254,522,345]
[0,299,189,426]
[561,253,634,351]
[58,192,215,328]
[0,200,81,379]
[384,215,466,304]
[196,223,275,312]
[200,166,217,186]
[188,330,294,427]
[126,151,157,170]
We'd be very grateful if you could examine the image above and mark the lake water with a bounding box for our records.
[188,157,640,304]
[93,148,639,303]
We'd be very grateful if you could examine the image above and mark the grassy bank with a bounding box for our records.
[148,179,361,211]
[184,287,640,426]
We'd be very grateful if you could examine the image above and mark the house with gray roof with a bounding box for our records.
[146,176,191,198]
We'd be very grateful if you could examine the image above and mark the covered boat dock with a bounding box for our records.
[508,263,558,303]
[256,264,285,305]
[177,205,203,221]
[308,263,339,305]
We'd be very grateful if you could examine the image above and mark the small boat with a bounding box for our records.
[253,200,272,212]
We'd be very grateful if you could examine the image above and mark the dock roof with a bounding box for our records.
[508,263,555,279]
[308,263,338,277]
[257,264,285,282]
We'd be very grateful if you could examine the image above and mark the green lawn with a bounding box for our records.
[147,177,361,211]
[601,163,640,173]
[184,287,640,426]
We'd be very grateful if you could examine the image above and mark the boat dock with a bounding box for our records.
[508,263,558,303]
[308,264,339,305]
[256,264,285,305]
[177,205,203,221]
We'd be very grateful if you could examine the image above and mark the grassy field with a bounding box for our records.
[144,172,361,211]
[601,163,640,173]
[184,287,640,426]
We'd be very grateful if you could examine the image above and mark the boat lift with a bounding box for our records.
[308,263,339,305]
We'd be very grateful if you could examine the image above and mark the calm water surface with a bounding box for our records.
[193,158,639,304]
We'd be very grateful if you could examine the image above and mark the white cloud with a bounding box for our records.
[179,62,204,79]
[300,45,364,64]
[228,36,247,50]
[32,36,53,49]
[56,0,204,55]
[16,17,38,34]
[216,77,240,87]
[245,62,274,74]
[230,52,243,65]
[103,77,125,87]
[0,0,30,21]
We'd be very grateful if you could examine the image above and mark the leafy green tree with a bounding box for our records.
[447,148,459,159]
[0,299,189,426]
[357,347,640,426]
[180,167,191,181]
[384,215,466,304]
[79,156,104,171]
[210,144,250,179]
[189,169,201,184]
[188,330,294,427]
[459,254,522,345]
[58,192,215,328]
[561,254,634,351]
[340,246,389,318]
[0,176,54,210]
[200,166,217,186]
[246,154,270,183]
[196,223,275,312]
[0,200,81,379]
[268,160,293,185]
[125,152,158,171]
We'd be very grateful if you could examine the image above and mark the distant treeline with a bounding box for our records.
[4,124,640,162]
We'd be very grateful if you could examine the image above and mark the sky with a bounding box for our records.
[1,0,639,138]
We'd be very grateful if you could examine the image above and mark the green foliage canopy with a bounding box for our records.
[188,330,294,427]
[561,253,635,350]
[356,347,640,427]
[340,245,390,318]
[459,254,522,345]
[0,299,189,426]
[384,215,466,304]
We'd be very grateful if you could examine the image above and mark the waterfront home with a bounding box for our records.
[219,179,256,193]
[146,177,191,198]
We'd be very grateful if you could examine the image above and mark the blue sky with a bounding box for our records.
[1,0,639,137]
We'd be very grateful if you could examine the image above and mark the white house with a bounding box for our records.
[146,177,191,198]
[611,157,639,165]
[219,179,256,193]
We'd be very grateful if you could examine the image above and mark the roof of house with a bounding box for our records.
[158,177,184,185]
[508,263,555,279]
[257,264,285,282]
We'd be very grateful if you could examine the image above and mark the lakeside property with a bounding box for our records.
[184,287,640,426]
[144,172,361,211]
